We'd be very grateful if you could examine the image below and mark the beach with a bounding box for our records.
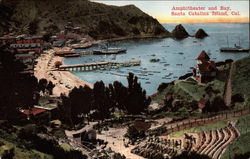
[34,48,93,97]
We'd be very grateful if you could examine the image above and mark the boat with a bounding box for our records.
[220,36,249,53]
[93,48,126,54]
[93,43,126,55]
[220,46,249,52]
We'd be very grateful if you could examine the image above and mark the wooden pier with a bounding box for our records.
[58,61,141,72]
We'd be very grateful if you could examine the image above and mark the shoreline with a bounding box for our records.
[34,34,170,97]
[34,48,93,97]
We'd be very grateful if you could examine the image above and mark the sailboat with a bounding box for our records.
[220,36,249,53]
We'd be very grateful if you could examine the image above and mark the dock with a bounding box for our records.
[58,61,141,71]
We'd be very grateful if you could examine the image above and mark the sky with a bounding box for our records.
[93,1,249,23]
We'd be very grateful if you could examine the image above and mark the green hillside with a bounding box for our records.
[231,56,250,107]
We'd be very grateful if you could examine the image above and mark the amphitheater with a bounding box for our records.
[131,121,240,159]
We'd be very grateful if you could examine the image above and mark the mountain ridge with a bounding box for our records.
[0,0,171,40]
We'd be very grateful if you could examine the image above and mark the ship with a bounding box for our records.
[93,48,127,54]
[93,43,127,55]
[220,36,249,53]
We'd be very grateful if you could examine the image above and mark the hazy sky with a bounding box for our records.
[93,1,249,23]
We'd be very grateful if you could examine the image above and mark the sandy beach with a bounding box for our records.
[34,48,93,97]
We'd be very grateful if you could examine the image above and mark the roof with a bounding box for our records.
[34,105,57,111]
[21,108,46,116]
[198,61,216,72]
[198,98,209,109]
[196,50,210,60]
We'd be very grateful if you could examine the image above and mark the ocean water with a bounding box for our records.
[64,23,249,95]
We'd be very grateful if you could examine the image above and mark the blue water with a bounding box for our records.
[64,23,249,95]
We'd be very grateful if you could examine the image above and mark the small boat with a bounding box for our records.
[220,36,249,53]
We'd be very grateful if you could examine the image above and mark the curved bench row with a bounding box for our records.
[189,122,239,159]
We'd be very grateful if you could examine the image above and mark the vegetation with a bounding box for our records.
[0,121,86,159]
[168,113,250,159]
[152,65,227,115]
[0,0,169,39]
[232,56,250,108]
[221,114,250,159]
[0,48,55,122]
[0,138,53,159]
[125,126,145,144]
[59,72,151,127]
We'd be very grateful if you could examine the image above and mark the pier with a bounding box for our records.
[58,61,141,72]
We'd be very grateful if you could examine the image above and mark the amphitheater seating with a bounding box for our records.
[131,121,239,159]
[194,121,239,159]
[131,137,182,159]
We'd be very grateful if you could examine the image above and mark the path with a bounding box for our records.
[97,127,144,159]
[65,123,143,159]
[224,62,234,106]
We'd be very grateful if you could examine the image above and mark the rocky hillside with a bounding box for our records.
[0,0,170,39]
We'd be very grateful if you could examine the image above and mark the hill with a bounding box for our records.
[231,56,250,108]
[0,0,170,39]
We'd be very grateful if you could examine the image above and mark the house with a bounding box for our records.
[0,35,44,54]
[20,107,47,120]
[193,51,217,83]
[71,125,97,142]
[15,53,35,64]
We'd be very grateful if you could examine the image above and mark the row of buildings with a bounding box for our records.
[0,35,45,65]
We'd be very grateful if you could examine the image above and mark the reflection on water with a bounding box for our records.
[64,23,249,95]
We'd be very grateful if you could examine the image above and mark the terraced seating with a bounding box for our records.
[132,122,240,159]
[131,137,181,159]
[208,129,225,157]
[197,131,211,153]
[182,122,239,159]
[193,132,205,151]
[194,122,239,159]
[212,125,238,159]
[207,129,224,157]
[204,130,221,155]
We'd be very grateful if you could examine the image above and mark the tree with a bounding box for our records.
[125,73,151,114]
[2,148,15,159]
[38,78,48,93]
[93,81,111,120]
[205,96,227,112]
[0,47,40,120]
[111,81,128,111]
[58,94,73,127]
[54,61,62,69]
[29,19,39,35]
[47,81,55,95]
[59,86,93,126]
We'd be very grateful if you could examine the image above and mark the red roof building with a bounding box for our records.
[196,50,210,62]
[193,51,217,83]
[21,108,46,116]
[197,61,216,72]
